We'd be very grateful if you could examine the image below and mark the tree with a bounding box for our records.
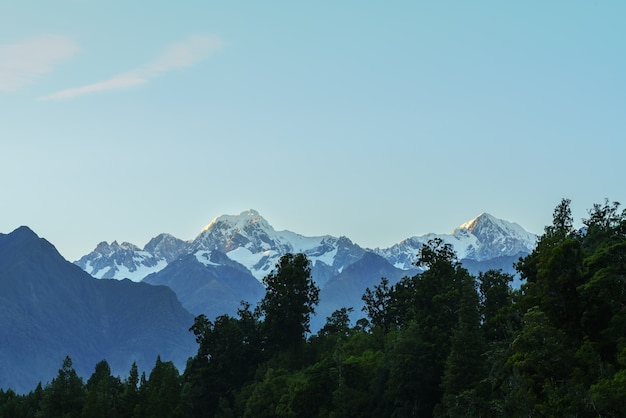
[578,199,626,360]
[318,307,354,339]
[516,198,584,340]
[362,277,394,332]
[590,347,626,417]
[440,278,486,417]
[119,362,140,418]
[259,253,320,353]
[478,269,516,344]
[41,356,85,418]
[385,322,434,416]
[82,360,122,418]
[143,357,181,418]
[504,307,574,415]
[241,368,291,418]
[384,238,475,416]
[182,303,263,417]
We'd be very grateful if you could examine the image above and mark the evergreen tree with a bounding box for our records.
[0,389,21,418]
[259,253,320,354]
[82,360,122,418]
[118,362,139,418]
[440,277,486,417]
[362,277,395,332]
[182,302,263,417]
[41,356,85,418]
[471,270,519,415]
[143,357,181,418]
[504,307,574,415]
[318,307,354,339]
[478,269,516,344]
[385,322,433,416]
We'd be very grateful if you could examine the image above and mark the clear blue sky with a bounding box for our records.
[2,1,625,261]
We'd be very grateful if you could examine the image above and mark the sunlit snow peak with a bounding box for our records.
[200,209,273,235]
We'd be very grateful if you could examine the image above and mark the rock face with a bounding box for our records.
[0,227,196,394]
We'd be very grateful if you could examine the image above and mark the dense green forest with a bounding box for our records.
[2,199,626,417]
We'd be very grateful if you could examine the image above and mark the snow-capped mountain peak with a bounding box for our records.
[457,212,493,231]
[192,210,363,284]
[76,210,537,285]
[200,209,273,235]
[453,213,537,260]
[194,209,280,255]
[374,213,537,270]
[455,212,526,238]
[75,235,188,282]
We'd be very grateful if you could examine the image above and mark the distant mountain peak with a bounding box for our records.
[1,226,40,245]
[375,212,538,269]
[200,209,272,235]
[12,225,38,236]
[0,226,61,259]
[454,212,531,238]
[455,212,497,233]
[452,212,537,260]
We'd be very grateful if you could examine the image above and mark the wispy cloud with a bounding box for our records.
[40,35,223,100]
[0,35,79,92]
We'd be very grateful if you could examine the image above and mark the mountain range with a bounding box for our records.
[0,211,537,392]
[75,210,537,328]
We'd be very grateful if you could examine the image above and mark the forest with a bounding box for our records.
[1,199,625,417]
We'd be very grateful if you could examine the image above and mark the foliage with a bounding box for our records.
[82,360,122,418]
[260,253,320,354]
[41,356,85,418]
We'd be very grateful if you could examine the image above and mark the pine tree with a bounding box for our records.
[440,277,486,417]
[82,360,122,418]
[41,356,85,418]
[259,253,320,354]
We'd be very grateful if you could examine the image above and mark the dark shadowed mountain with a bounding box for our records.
[0,227,196,394]
[460,252,527,287]
[313,252,417,330]
[142,250,265,319]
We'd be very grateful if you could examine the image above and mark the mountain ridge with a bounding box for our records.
[75,209,537,284]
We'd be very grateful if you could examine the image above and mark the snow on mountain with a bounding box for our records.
[75,209,537,283]
[75,234,188,282]
[376,212,537,270]
[192,210,364,284]
[374,231,479,270]
[455,212,537,260]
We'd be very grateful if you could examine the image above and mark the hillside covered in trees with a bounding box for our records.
[1,199,625,417]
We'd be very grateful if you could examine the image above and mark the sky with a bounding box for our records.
[1,1,625,262]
